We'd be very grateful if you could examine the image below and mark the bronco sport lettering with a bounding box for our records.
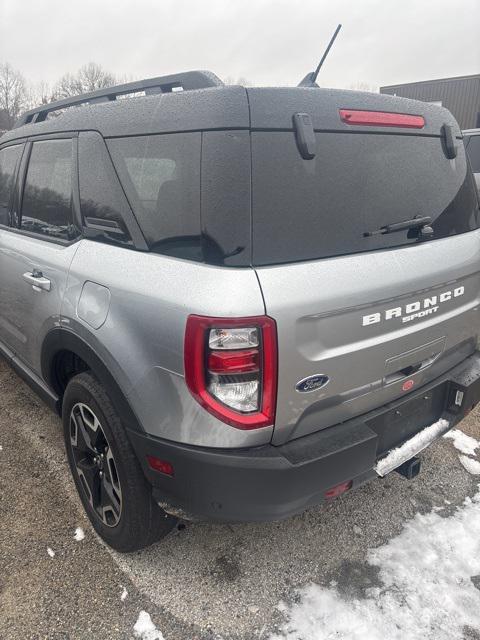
[362,286,466,326]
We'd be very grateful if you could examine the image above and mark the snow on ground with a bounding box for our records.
[271,431,480,640]
[271,488,480,640]
[74,527,85,541]
[444,429,480,456]
[459,455,480,475]
[133,611,165,640]
[46,547,55,558]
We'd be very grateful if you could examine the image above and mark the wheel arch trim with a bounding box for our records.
[41,328,145,433]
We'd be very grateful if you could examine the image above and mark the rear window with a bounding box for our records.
[21,139,79,241]
[252,132,479,266]
[0,144,22,225]
[107,133,201,260]
[466,136,480,173]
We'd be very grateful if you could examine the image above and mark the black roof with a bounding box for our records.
[1,70,461,144]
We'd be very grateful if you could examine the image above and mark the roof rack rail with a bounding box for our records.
[14,70,224,128]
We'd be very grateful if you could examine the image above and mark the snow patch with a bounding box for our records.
[270,487,480,640]
[121,587,128,601]
[459,455,480,475]
[443,428,480,456]
[74,527,85,541]
[375,418,450,477]
[133,611,164,640]
[47,547,55,558]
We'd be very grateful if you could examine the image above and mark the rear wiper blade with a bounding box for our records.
[364,216,433,238]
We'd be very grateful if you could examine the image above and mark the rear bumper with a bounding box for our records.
[128,352,480,523]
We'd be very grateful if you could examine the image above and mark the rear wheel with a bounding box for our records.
[63,371,176,552]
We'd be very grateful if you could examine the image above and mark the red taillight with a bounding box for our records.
[208,349,260,374]
[339,109,425,129]
[146,455,174,477]
[324,480,352,500]
[184,315,277,430]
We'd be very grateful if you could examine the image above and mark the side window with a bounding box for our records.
[78,132,132,246]
[107,133,201,260]
[466,136,480,173]
[0,144,23,226]
[21,139,79,241]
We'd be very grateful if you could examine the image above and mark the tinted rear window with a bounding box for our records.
[252,132,479,265]
[107,133,201,260]
[466,136,480,172]
[21,139,79,241]
[0,144,22,225]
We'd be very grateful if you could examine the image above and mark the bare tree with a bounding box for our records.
[54,62,117,99]
[23,81,57,112]
[0,63,28,129]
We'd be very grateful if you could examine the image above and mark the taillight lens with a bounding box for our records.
[184,315,277,429]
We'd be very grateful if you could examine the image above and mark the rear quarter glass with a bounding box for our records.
[107,133,202,261]
[251,131,478,266]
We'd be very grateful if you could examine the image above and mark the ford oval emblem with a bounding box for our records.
[296,374,329,393]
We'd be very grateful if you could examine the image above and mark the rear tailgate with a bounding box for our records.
[247,88,480,445]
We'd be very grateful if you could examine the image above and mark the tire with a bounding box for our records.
[62,371,176,552]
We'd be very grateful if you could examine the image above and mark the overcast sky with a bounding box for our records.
[1,0,479,90]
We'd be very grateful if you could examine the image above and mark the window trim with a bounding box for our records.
[13,133,83,246]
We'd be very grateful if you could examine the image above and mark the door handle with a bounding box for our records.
[22,270,51,292]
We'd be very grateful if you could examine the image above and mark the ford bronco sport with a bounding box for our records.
[0,70,479,551]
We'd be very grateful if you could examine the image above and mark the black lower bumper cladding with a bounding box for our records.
[128,352,480,523]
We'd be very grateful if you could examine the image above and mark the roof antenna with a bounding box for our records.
[298,24,342,87]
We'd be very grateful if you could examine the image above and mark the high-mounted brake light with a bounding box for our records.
[184,315,277,430]
[339,109,425,129]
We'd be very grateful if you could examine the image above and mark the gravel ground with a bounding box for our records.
[1,356,479,640]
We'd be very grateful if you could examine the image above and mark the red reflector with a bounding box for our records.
[208,349,259,374]
[340,109,425,129]
[324,480,352,500]
[402,379,415,392]
[146,455,174,477]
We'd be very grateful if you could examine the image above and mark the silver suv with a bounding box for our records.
[1,71,479,551]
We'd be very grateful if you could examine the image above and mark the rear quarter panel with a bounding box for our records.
[63,240,269,447]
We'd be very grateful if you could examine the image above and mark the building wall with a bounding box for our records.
[380,75,480,130]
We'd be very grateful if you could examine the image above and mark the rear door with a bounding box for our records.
[0,135,81,375]
[247,89,480,444]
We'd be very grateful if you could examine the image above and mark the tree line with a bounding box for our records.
[0,62,118,130]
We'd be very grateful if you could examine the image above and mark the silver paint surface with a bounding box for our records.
[0,229,79,373]
[256,229,480,444]
[63,240,269,448]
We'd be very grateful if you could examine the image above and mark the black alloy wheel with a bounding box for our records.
[69,402,122,527]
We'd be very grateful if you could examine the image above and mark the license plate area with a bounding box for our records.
[368,382,447,456]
